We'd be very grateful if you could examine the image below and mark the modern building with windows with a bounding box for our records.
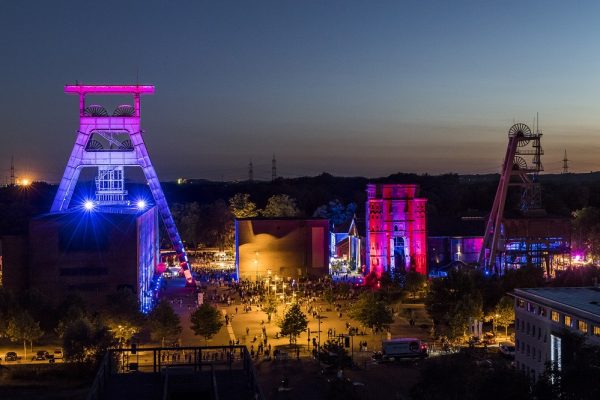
[513,287,600,381]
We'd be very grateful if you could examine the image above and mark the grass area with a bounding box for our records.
[0,363,95,400]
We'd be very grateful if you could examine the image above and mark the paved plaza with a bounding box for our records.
[161,277,432,358]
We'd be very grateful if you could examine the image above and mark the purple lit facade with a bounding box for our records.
[366,184,427,277]
[51,84,193,284]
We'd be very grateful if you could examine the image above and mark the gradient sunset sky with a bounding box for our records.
[2,0,600,182]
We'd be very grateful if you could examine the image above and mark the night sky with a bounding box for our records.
[2,0,600,183]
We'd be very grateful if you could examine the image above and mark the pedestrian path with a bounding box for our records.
[222,307,237,342]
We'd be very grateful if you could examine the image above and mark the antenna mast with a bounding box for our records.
[10,155,15,186]
[562,150,569,174]
[248,159,254,182]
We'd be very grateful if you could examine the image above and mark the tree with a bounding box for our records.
[62,317,116,363]
[492,296,514,337]
[278,303,308,345]
[447,292,483,339]
[572,207,600,262]
[313,200,357,227]
[171,202,201,246]
[229,193,259,218]
[190,303,223,344]
[349,292,394,333]
[262,294,278,323]
[6,311,43,360]
[202,200,234,250]
[147,301,182,346]
[62,317,93,363]
[426,269,483,341]
[0,287,16,337]
[404,269,427,299]
[103,288,144,345]
[261,194,301,217]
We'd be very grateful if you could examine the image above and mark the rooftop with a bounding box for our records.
[515,287,600,318]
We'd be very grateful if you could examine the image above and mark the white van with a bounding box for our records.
[382,338,428,360]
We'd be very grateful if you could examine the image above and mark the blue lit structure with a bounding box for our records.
[51,84,193,290]
[493,217,571,275]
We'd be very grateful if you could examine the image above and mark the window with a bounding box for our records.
[564,315,572,328]
[540,307,547,317]
[516,318,520,330]
[551,310,559,322]
[517,299,525,308]
[527,302,535,313]
[527,344,530,356]
[594,326,600,337]
[527,322,530,335]
[578,320,588,334]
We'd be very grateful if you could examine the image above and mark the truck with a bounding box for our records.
[381,338,428,360]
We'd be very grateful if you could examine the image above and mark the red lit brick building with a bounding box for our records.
[366,184,427,276]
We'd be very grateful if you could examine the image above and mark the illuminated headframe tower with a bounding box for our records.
[478,123,544,274]
[51,84,193,283]
[366,184,427,277]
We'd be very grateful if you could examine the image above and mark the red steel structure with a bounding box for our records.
[366,184,427,277]
[478,123,544,274]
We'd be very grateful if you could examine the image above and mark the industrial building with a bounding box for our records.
[514,287,600,381]
[366,183,427,276]
[1,84,189,311]
[235,218,329,281]
[2,206,159,310]
[480,123,571,275]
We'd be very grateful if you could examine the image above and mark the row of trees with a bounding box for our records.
[171,193,306,249]
[424,267,541,341]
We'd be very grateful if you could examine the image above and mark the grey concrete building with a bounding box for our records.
[513,287,600,381]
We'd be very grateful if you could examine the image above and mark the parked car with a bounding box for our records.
[483,333,496,345]
[499,342,516,358]
[5,352,18,362]
[33,350,49,361]
[468,336,481,346]
[53,349,63,359]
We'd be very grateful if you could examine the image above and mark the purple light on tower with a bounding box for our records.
[51,84,194,285]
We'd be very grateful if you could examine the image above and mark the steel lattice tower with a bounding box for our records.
[478,123,544,273]
[51,84,193,283]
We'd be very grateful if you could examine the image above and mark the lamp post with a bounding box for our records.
[317,313,321,369]
[494,313,499,336]
[254,251,259,284]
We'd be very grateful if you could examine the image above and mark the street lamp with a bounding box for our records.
[317,313,321,368]
[494,313,499,336]
[254,251,259,284]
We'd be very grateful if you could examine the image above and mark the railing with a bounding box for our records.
[86,352,113,400]
[86,345,265,400]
